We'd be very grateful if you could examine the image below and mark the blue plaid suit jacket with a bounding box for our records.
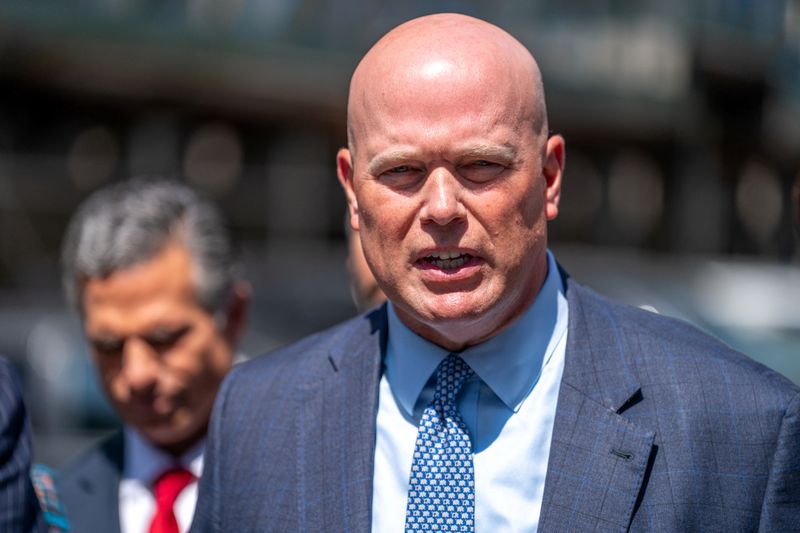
[0,357,45,532]
[191,277,800,532]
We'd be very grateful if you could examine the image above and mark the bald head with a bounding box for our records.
[347,13,548,153]
[337,13,565,349]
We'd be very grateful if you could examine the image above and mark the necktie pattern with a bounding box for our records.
[405,353,475,532]
[149,467,195,533]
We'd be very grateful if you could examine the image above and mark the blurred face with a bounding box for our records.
[81,244,236,455]
[347,227,387,312]
[339,52,564,350]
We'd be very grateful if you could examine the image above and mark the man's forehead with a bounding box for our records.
[349,68,539,160]
[360,76,513,123]
[353,38,528,102]
[347,15,545,149]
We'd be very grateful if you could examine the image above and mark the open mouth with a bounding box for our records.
[422,252,474,270]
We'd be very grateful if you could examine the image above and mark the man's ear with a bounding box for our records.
[222,281,250,347]
[337,148,359,231]
[543,135,565,221]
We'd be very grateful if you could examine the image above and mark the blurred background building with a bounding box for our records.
[0,0,798,465]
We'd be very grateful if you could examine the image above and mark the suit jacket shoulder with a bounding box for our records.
[57,431,124,533]
[569,278,797,401]
[539,278,800,532]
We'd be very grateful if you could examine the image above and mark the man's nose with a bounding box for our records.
[121,338,159,393]
[420,167,466,226]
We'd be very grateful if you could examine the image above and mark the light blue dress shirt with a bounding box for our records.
[372,251,569,533]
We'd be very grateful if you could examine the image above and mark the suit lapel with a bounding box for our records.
[539,279,655,532]
[294,308,386,533]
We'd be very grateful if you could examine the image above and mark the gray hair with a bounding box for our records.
[62,179,236,314]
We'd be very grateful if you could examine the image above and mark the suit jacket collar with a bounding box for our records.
[538,276,655,532]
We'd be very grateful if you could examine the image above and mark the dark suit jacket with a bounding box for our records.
[57,431,124,533]
[0,357,45,532]
[191,278,800,532]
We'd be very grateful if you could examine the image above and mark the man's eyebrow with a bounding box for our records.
[365,144,518,174]
[458,144,517,161]
[89,331,121,343]
[89,334,124,351]
[366,150,419,175]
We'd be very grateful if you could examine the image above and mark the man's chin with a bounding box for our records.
[419,294,497,326]
[137,423,176,442]
[131,416,192,448]
[398,300,500,350]
[144,431,201,455]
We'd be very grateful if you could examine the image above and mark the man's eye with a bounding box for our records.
[144,326,191,351]
[92,339,123,356]
[468,160,503,169]
[459,160,505,182]
[377,164,425,189]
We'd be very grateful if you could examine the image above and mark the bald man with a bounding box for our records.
[191,14,800,532]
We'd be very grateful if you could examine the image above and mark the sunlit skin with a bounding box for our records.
[81,243,247,456]
[338,14,564,351]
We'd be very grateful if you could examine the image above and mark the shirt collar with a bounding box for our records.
[386,250,567,416]
[122,427,205,485]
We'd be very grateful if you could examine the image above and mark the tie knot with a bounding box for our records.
[152,468,195,508]
[433,353,474,407]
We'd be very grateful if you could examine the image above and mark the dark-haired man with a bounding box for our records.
[59,180,248,533]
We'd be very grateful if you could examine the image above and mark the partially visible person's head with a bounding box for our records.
[337,13,564,350]
[793,173,799,236]
[345,213,386,312]
[62,179,248,455]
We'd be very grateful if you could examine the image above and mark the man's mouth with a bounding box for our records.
[422,252,474,270]
[130,395,174,418]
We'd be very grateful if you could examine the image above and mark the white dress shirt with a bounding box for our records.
[119,428,204,533]
[372,250,569,533]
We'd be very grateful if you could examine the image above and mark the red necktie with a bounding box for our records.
[149,468,196,533]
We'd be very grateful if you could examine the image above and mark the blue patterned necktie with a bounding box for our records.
[405,353,475,532]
